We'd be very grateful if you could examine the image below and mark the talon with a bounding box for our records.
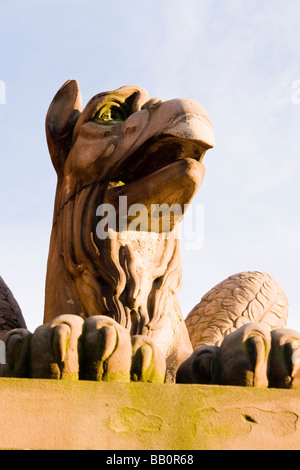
[97,325,118,363]
[79,316,132,382]
[0,328,32,378]
[220,323,271,387]
[52,323,71,364]
[31,314,84,380]
[176,345,220,384]
[131,335,166,383]
[268,328,300,389]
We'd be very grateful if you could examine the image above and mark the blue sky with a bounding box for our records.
[0,0,300,334]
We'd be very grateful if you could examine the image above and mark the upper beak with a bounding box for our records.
[159,98,215,150]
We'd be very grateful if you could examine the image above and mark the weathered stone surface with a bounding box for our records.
[0,379,300,450]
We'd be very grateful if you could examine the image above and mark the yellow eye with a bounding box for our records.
[93,102,127,125]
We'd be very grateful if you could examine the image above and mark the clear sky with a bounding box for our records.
[0,0,300,334]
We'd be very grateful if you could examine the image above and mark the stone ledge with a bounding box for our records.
[0,378,300,450]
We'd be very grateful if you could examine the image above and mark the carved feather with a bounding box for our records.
[0,276,27,338]
[185,271,289,348]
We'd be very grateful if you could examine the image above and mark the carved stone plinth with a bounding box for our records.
[0,379,299,450]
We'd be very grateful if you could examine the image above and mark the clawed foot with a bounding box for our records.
[176,323,300,388]
[3,318,299,388]
[0,315,166,383]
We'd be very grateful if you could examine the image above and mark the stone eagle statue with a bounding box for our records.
[0,81,299,388]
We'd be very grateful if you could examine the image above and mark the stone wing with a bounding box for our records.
[0,276,27,338]
[185,271,289,348]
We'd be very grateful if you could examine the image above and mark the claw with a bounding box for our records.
[131,335,166,383]
[79,316,132,382]
[268,328,300,388]
[31,314,84,379]
[52,323,71,364]
[0,328,32,377]
[97,325,118,363]
[220,323,271,387]
[176,345,221,384]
